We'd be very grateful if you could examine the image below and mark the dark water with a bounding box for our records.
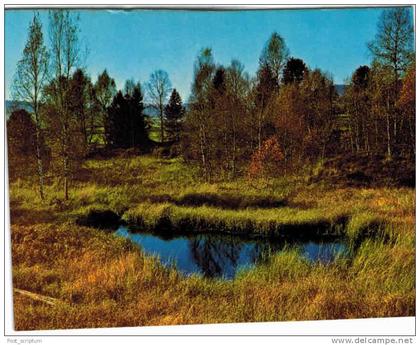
[115,226,348,279]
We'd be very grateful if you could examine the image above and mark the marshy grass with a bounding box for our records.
[122,202,348,238]
[11,222,414,329]
[8,155,415,330]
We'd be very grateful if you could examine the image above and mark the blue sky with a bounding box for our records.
[4,7,413,102]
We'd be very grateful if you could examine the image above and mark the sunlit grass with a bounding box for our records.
[8,154,415,329]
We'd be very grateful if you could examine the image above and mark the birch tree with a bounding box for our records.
[146,70,172,142]
[48,9,82,200]
[368,7,414,158]
[12,13,49,200]
[188,48,215,181]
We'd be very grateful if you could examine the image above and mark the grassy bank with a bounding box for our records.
[9,154,415,329]
[122,202,349,238]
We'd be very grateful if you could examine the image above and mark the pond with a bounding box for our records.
[115,226,349,279]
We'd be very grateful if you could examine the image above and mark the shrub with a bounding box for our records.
[248,136,284,179]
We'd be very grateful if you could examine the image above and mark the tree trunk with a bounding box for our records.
[34,112,45,200]
[63,124,69,201]
[102,107,108,145]
[386,112,392,159]
[80,111,88,148]
[160,115,164,142]
[231,128,236,178]
[386,92,393,159]
[408,116,415,156]
[230,108,237,179]
[62,108,70,200]
[257,114,261,150]
[393,112,397,153]
[160,105,165,143]
[199,124,208,182]
[64,156,69,201]
[33,84,45,200]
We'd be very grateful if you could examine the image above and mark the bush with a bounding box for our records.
[248,136,284,179]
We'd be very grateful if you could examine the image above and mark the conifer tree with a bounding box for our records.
[164,89,185,142]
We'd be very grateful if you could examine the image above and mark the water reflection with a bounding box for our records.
[115,226,347,279]
[190,235,240,277]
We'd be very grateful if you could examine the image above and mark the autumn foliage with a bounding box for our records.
[248,136,284,179]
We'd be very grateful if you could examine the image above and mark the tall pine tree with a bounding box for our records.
[164,89,185,142]
[105,84,148,149]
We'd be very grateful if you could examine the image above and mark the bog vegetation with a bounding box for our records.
[7,8,415,330]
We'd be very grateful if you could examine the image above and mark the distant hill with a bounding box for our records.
[144,103,190,118]
[5,100,190,120]
[143,104,160,118]
[334,84,347,96]
[5,100,33,119]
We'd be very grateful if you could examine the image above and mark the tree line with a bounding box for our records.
[7,8,415,200]
[8,10,185,200]
[182,8,414,181]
